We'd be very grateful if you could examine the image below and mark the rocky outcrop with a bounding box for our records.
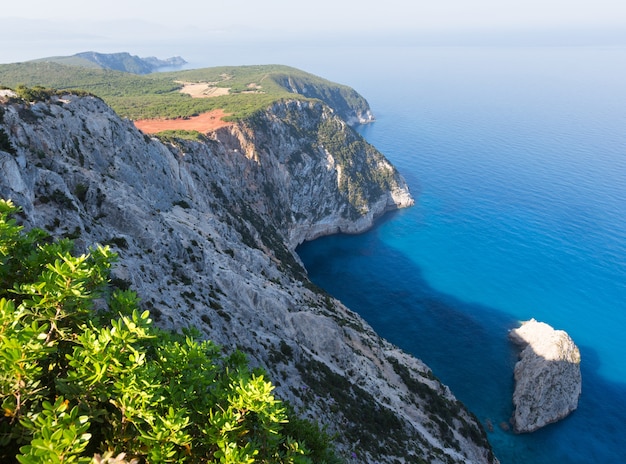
[0,92,496,463]
[509,319,582,433]
[271,72,375,125]
[210,100,413,248]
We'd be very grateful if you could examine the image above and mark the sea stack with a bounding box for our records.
[509,319,582,433]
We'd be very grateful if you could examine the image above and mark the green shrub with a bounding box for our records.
[0,198,335,463]
[0,128,15,155]
[14,84,57,102]
[154,130,207,143]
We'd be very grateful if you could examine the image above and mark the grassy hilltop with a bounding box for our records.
[0,60,369,122]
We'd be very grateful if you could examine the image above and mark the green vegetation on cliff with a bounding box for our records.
[0,61,369,123]
[0,199,339,463]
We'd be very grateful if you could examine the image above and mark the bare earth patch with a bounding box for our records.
[177,81,231,98]
[134,109,233,134]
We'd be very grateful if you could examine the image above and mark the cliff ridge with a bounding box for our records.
[0,90,495,463]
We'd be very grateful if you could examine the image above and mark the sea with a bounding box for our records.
[56,40,626,463]
[288,45,626,463]
[165,42,626,463]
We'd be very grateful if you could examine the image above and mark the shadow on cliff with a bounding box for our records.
[296,214,626,464]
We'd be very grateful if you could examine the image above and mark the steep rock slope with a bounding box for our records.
[270,73,374,125]
[0,93,496,464]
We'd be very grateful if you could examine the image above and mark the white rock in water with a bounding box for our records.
[509,319,581,433]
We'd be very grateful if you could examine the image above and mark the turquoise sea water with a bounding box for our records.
[296,46,626,463]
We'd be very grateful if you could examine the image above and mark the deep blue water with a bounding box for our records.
[296,46,626,464]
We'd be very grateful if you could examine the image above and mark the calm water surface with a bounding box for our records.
[296,46,626,463]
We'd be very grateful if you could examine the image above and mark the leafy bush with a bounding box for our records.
[0,128,16,155]
[14,85,57,102]
[154,130,207,143]
[0,199,334,463]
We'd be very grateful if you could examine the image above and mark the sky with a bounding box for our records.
[2,0,626,64]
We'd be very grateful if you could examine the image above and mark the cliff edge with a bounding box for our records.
[509,319,582,433]
[0,90,495,463]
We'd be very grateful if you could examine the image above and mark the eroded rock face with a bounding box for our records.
[0,93,496,463]
[509,319,582,433]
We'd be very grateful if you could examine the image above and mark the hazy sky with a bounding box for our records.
[4,0,626,30]
[2,0,626,63]
[0,0,626,29]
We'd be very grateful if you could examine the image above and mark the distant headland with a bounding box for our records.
[28,51,187,74]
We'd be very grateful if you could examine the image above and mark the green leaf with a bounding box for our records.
[0,197,332,463]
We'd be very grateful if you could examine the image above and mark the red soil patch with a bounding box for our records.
[134,109,233,134]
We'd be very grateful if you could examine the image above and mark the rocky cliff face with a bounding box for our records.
[0,92,496,463]
[271,73,375,125]
[509,319,582,433]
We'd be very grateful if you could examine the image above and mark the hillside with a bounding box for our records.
[29,51,187,74]
[0,61,373,124]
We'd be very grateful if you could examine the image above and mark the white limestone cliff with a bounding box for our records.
[509,319,582,433]
[0,92,495,463]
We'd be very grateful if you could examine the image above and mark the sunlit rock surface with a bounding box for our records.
[509,319,582,433]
